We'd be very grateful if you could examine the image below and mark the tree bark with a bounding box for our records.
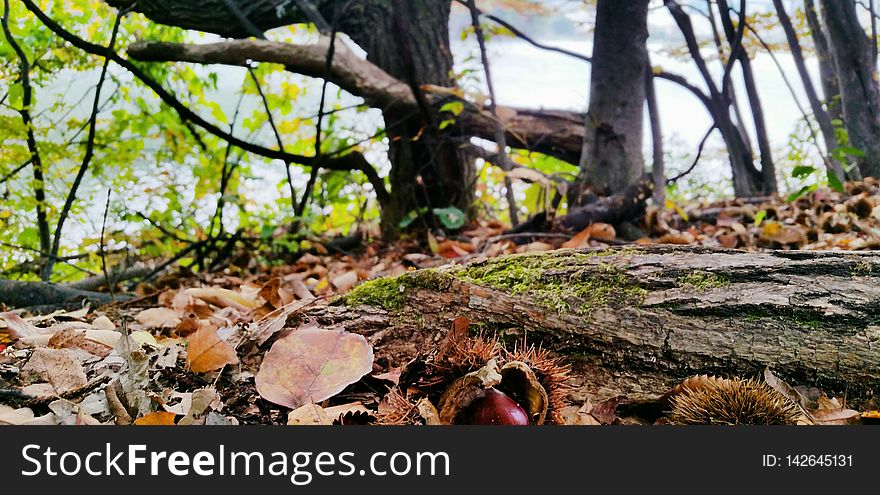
[716,0,778,194]
[574,0,649,201]
[773,0,847,182]
[820,0,880,178]
[665,0,763,197]
[646,57,666,206]
[0,279,119,310]
[805,0,843,124]
[324,246,880,403]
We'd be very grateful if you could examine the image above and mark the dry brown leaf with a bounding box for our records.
[562,223,616,249]
[0,312,43,339]
[91,315,116,330]
[21,347,88,396]
[560,405,601,425]
[287,403,332,425]
[48,328,113,357]
[184,287,262,311]
[255,324,374,409]
[185,326,239,373]
[812,408,861,425]
[136,307,181,329]
[331,271,359,292]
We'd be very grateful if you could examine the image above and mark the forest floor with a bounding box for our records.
[2,178,880,426]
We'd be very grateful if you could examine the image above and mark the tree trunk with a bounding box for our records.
[363,0,473,239]
[716,0,778,194]
[646,57,666,206]
[328,246,880,403]
[574,0,649,201]
[773,0,847,182]
[820,0,880,179]
[805,0,843,124]
[665,0,762,197]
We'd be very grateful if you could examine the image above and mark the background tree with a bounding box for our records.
[573,0,650,203]
[820,0,880,179]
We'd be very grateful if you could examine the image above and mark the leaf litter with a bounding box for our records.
[2,181,880,424]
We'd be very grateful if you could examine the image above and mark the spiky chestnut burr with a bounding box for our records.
[666,376,801,425]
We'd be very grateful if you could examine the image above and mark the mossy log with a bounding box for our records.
[300,246,880,403]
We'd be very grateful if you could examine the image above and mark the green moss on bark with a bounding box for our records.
[344,249,648,315]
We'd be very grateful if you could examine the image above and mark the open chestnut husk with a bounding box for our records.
[377,318,571,425]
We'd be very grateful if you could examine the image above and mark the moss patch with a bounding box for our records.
[453,251,647,315]
[851,260,873,277]
[344,249,648,315]
[677,270,729,293]
[343,269,455,311]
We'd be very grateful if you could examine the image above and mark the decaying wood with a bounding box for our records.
[292,246,880,404]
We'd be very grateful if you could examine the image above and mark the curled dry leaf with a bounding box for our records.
[185,326,239,373]
[184,287,262,311]
[255,324,374,409]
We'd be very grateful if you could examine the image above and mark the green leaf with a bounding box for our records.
[790,165,816,179]
[826,168,845,193]
[398,209,420,229]
[439,101,464,116]
[438,119,456,130]
[753,210,766,228]
[432,206,466,230]
[834,145,865,158]
[8,83,23,110]
[786,184,817,202]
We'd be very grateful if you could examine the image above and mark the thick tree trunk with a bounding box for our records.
[366,1,473,239]
[325,246,880,403]
[574,0,649,201]
[820,0,880,178]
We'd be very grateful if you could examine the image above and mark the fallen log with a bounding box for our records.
[293,246,880,404]
[0,279,120,311]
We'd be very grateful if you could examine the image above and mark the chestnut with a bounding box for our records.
[465,388,529,425]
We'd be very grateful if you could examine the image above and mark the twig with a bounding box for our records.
[297,3,344,217]
[99,189,116,301]
[465,0,519,227]
[19,0,375,176]
[247,67,299,212]
[0,157,33,185]
[667,126,717,184]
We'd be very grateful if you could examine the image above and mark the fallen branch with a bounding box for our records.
[0,279,119,310]
[554,176,654,232]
